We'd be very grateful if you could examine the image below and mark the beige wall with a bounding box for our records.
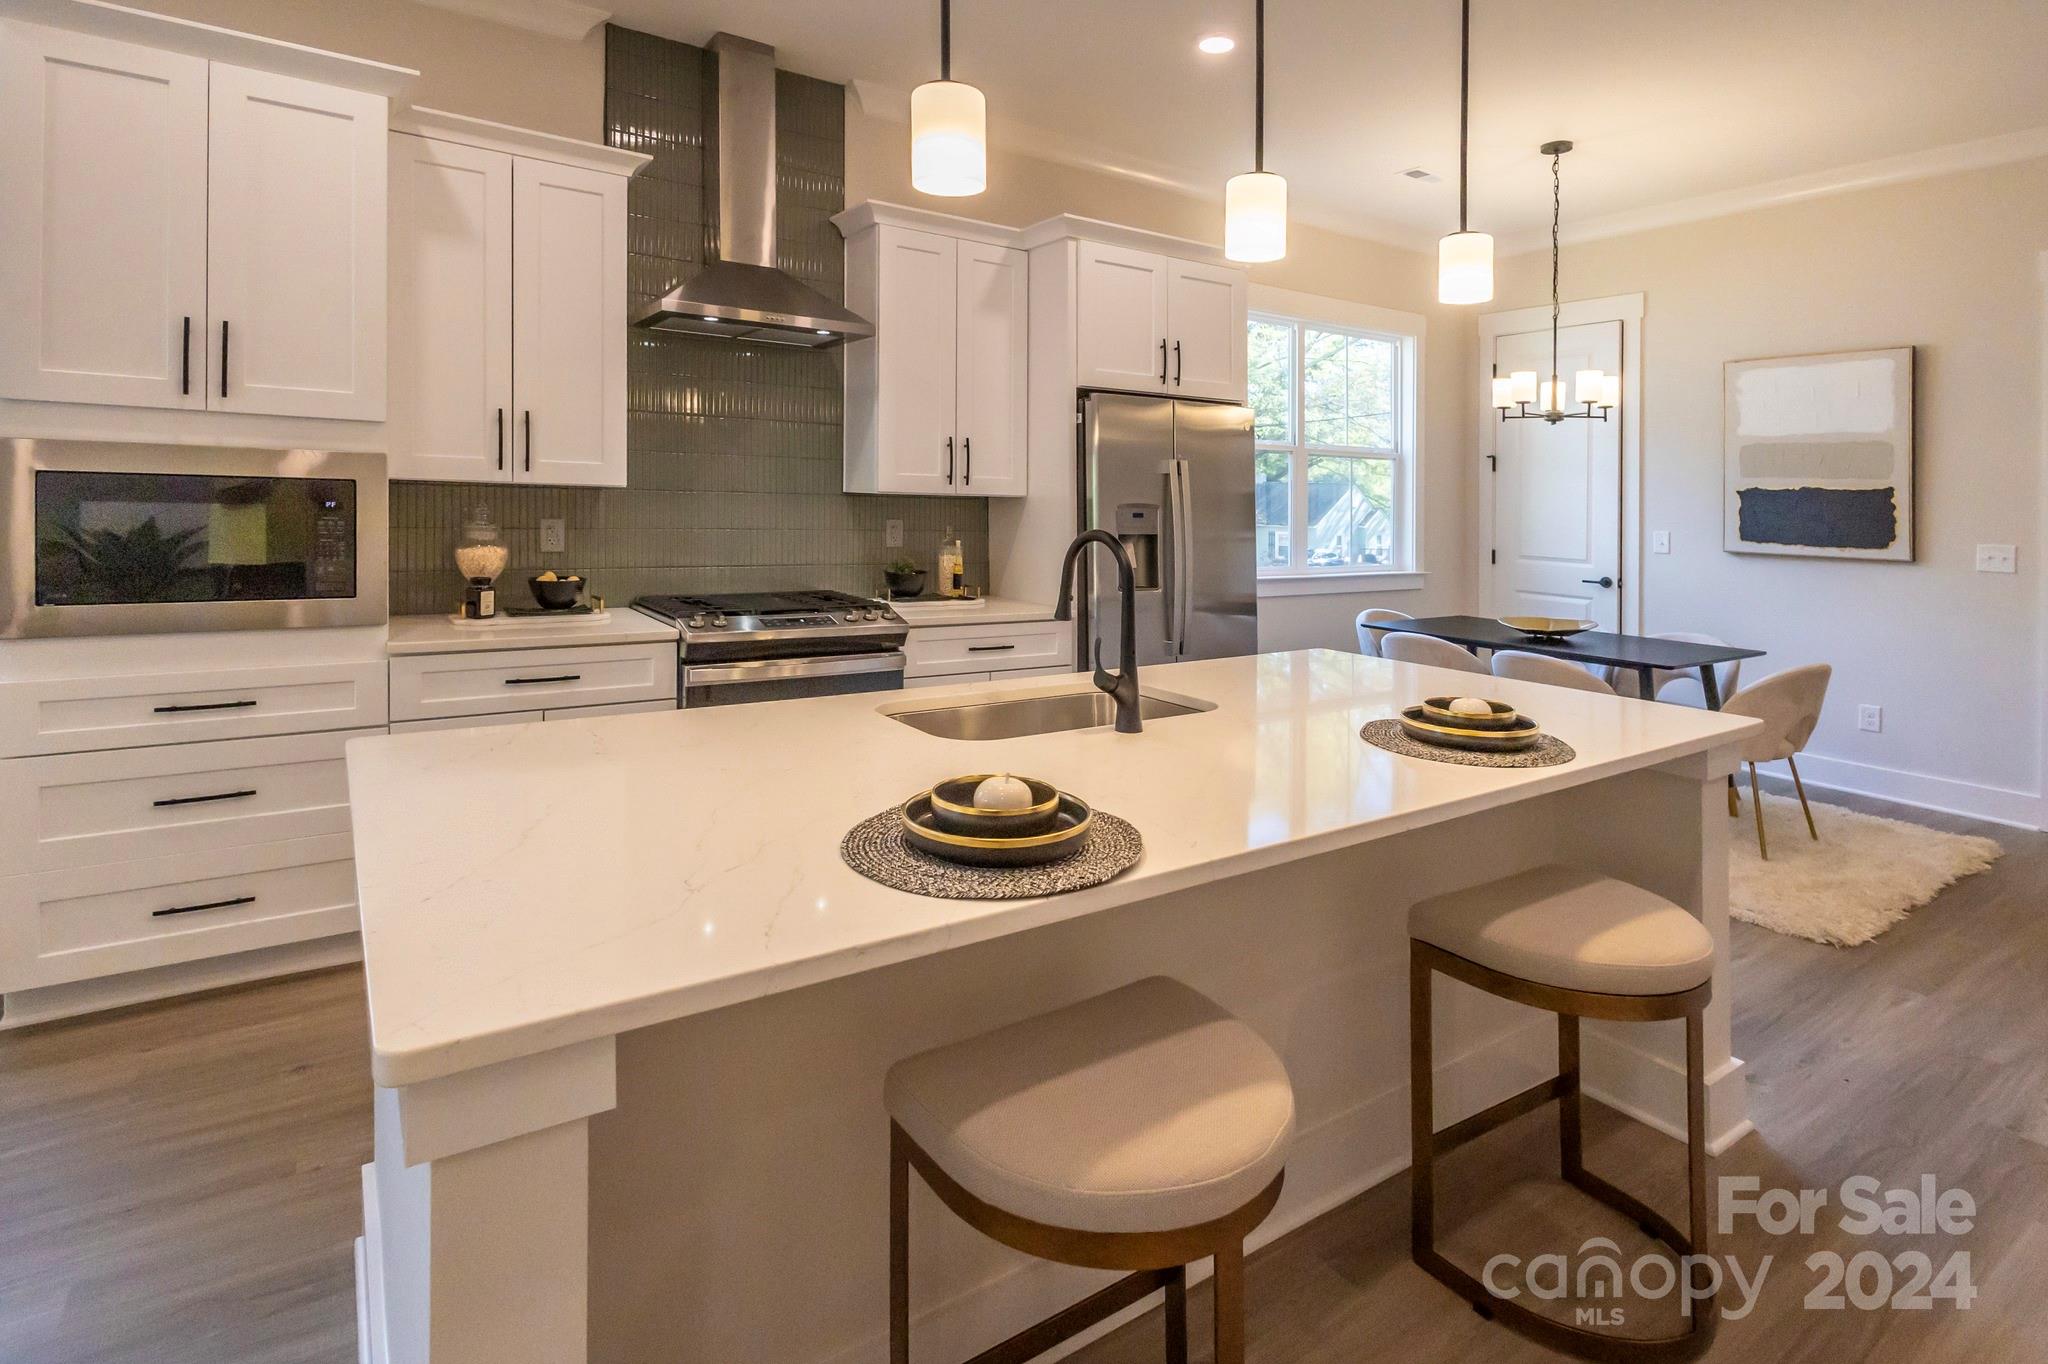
[849,107,1479,650]
[129,0,604,140]
[1494,159,2048,813]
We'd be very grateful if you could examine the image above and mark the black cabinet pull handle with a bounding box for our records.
[153,699,257,714]
[504,674,580,685]
[524,410,533,472]
[153,894,255,919]
[496,407,505,470]
[1581,576,1616,588]
[963,436,971,486]
[180,316,191,395]
[153,789,257,808]
[1173,340,1183,385]
[1158,338,1168,383]
[945,436,955,484]
[220,320,229,399]
[966,643,1015,653]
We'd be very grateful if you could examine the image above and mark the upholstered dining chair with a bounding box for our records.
[1354,608,1414,658]
[1381,632,1489,675]
[1491,650,1617,695]
[1720,664,1832,859]
[1607,632,1744,706]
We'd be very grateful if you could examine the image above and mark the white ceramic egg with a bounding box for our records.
[1448,696,1493,717]
[973,773,1034,811]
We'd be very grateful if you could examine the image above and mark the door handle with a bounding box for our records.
[962,436,971,487]
[1582,576,1615,588]
[496,407,505,471]
[1158,338,1168,384]
[219,320,230,399]
[1173,340,1183,385]
[524,410,533,472]
[945,436,955,484]
[180,316,191,396]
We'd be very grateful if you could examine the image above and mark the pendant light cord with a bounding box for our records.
[940,0,951,81]
[1549,147,1562,393]
[1254,0,1266,173]
[1457,0,1470,233]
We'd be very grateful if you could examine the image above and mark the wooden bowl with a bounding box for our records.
[1497,616,1598,639]
[1420,696,1520,731]
[1398,706,1544,753]
[927,775,1062,837]
[902,792,1092,867]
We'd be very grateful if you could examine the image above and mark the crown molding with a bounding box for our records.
[394,107,648,176]
[1499,125,2048,256]
[413,0,608,41]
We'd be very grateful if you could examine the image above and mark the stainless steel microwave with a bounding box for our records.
[1,439,388,638]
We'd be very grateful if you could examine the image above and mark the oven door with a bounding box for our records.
[682,651,906,708]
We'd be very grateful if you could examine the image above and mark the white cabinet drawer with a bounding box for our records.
[904,621,1073,678]
[543,699,674,721]
[0,729,375,873]
[0,834,358,991]
[0,661,389,758]
[387,643,674,723]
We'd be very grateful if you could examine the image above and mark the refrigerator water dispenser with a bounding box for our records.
[1112,502,1162,591]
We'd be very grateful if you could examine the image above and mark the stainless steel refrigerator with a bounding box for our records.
[1076,392,1258,669]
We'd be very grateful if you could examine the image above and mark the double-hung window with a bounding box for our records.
[1248,312,1418,579]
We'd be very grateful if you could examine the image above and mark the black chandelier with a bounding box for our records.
[1494,141,1615,423]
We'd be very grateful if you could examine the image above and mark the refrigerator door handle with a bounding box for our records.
[1168,457,1193,653]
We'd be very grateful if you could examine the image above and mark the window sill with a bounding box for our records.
[1256,571,1427,598]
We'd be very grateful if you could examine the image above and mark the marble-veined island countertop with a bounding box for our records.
[344,648,1759,1088]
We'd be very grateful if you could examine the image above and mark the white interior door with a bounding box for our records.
[511,156,627,487]
[0,22,209,409]
[1074,242,1169,393]
[1165,259,1247,402]
[206,64,387,420]
[1489,321,1623,628]
[953,240,1025,497]
[387,134,513,482]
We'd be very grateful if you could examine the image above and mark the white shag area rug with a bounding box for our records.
[1728,792,2002,946]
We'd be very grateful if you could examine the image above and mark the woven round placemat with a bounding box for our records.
[840,805,1143,900]
[1360,718,1576,768]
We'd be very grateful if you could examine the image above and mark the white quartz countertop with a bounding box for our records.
[889,596,1057,627]
[386,608,678,655]
[346,649,1760,1087]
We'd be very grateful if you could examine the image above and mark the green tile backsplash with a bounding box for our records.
[386,25,987,617]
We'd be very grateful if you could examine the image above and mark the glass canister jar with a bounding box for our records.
[454,505,509,619]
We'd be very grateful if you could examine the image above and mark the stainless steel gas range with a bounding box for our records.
[633,591,908,707]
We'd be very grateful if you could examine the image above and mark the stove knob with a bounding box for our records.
[685,613,706,629]
[710,613,729,628]
[860,608,879,621]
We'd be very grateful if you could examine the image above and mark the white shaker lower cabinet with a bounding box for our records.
[386,113,646,487]
[387,643,675,725]
[903,620,1075,685]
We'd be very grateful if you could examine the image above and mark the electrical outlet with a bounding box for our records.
[884,519,904,549]
[540,518,565,554]
[1975,543,2017,574]
[1652,530,1671,554]
[1858,704,1883,734]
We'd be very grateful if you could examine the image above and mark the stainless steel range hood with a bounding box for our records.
[632,33,874,349]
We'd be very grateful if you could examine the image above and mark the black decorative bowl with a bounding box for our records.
[885,569,927,597]
[927,775,1062,837]
[1419,696,1520,731]
[1398,706,1544,753]
[901,792,1093,867]
[528,575,584,610]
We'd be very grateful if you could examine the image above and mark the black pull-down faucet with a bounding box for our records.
[1051,530,1142,734]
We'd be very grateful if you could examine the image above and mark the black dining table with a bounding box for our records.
[1372,615,1765,709]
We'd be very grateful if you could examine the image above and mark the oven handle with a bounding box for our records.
[684,651,906,687]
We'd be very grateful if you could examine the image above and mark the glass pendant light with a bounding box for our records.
[1437,0,1493,303]
[1225,0,1287,262]
[911,0,986,197]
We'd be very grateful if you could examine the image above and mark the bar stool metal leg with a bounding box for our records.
[891,1122,911,1364]
[1163,1264,1188,1364]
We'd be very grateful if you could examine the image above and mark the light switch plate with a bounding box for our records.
[1975,543,2016,574]
[1858,704,1883,733]
[1652,530,1671,554]
[540,518,565,554]
[885,519,904,549]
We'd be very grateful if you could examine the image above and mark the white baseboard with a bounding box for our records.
[0,934,361,1028]
[1780,752,2044,831]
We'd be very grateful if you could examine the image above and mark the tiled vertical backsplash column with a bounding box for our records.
[386,25,988,616]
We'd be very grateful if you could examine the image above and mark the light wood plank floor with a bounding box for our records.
[2,788,2042,1362]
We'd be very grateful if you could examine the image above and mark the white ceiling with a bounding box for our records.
[604,0,2048,250]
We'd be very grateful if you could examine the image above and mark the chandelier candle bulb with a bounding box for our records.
[1599,374,1621,409]
[1539,378,1567,412]
[1491,376,1516,408]
[1575,369,1607,406]
[1510,370,1539,404]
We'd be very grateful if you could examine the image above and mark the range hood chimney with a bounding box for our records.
[632,33,875,348]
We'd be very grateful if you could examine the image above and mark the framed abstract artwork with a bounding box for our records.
[1723,347,1914,561]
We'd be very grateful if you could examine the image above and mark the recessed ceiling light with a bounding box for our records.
[1197,34,1235,55]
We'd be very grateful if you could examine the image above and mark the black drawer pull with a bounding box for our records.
[966,643,1016,653]
[504,674,581,685]
[153,789,257,808]
[180,316,191,395]
[220,319,230,399]
[153,894,255,919]
[153,699,258,714]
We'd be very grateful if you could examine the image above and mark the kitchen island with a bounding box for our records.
[345,648,1759,1364]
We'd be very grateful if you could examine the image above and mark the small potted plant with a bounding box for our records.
[883,558,926,598]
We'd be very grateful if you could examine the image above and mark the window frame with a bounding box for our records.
[1248,307,1422,584]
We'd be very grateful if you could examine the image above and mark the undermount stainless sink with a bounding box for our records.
[885,687,1208,741]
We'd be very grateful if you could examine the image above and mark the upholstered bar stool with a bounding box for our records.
[1407,866,1718,1361]
[886,976,1295,1364]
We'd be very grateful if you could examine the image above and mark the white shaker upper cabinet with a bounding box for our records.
[1164,258,1248,403]
[386,134,513,482]
[511,157,628,488]
[953,240,1028,497]
[0,23,209,409]
[1074,241,1172,394]
[844,225,961,496]
[206,64,387,421]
